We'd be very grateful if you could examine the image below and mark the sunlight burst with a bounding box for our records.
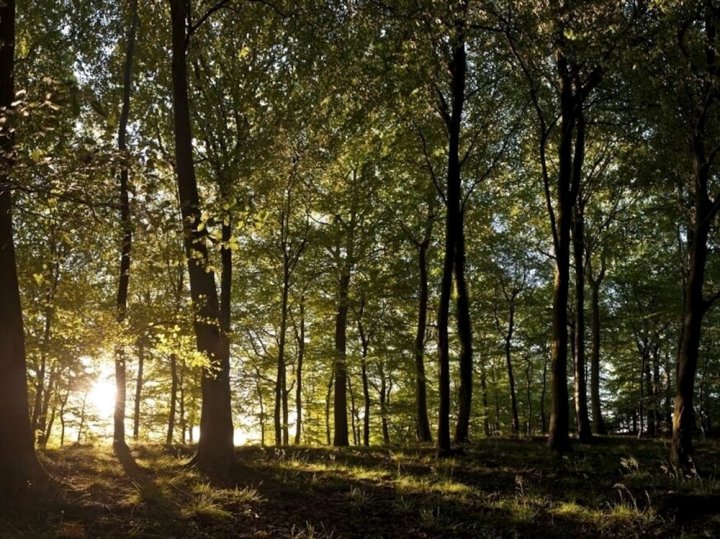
[88,379,116,419]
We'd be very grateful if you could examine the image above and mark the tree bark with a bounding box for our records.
[133,338,144,440]
[294,296,305,445]
[454,212,473,443]
[587,258,606,434]
[333,271,350,446]
[31,252,59,441]
[572,203,592,443]
[274,269,290,447]
[0,1,48,503]
[167,353,178,445]
[113,0,139,451]
[414,237,433,442]
[437,15,467,457]
[169,0,234,477]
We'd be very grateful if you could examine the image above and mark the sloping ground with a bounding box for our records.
[1,437,719,538]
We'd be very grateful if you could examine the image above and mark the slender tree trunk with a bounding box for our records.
[360,349,370,447]
[77,393,88,444]
[38,361,58,447]
[179,360,186,444]
[274,272,290,447]
[348,374,359,446]
[587,262,606,434]
[325,372,334,445]
[31,256,59,438]
[167,354,178,445]
[502,295,520,435]
[113,0,138,451]
[525,358,533,435]
[454,214,473,443]
[645,356,656,436]
[480,358,490,437]
[540,347,549,433]
[169,0,234,476]
[294,297,305,445]
[414,239,433,442]
[379,365,391,445]
[357,298,371,447]
[0,2,48,492]
[133,338,144,440]
[572,203,592,443]
[333,271,350,446]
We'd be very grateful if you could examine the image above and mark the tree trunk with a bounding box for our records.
[479,358,490,437]
[0,1,48,498]
[572,203,592,443]
[179,359,186,444]
[0,0,48,507]
[671,0,720,473]
[167,354,178,445]
[348,373,359,446]
[379,364,391,445]
[294,296,305,445]
[325,372,333,445]
[333,271,350,446]
[454,213,473,443]
[133,338,144,440]
[548,56,593,453]
[414,238,433,442]
[587,261,606,434]
[274,272,290,447]
[673,223,709,468]
[437,19,467,457]
[31,254,59,439]
[502,294,520,435]
[357,298,371,447]
[113,0,138,451]
[169,0,234,476]
[114,349,127,445]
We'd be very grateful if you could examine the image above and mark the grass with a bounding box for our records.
[1,437,719,537]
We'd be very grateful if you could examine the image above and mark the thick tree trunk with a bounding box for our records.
[548,196,572,451]
[673,223,708,468]
[333,272,350,446]
[548,56,593,452]
[169,0,234,476]
[0,1,48,501]
[167,354,178,445]
[437,22,466,457]
[294,297,305,445]
[572,204,592,443]
[414,239,433,442]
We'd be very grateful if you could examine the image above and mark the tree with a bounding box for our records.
[113,0,139,450]
[168,0,233,477]
[0,0,49,504]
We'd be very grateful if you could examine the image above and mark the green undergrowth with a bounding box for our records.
[1,436,719,537]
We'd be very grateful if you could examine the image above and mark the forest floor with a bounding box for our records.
[1,437,719,538]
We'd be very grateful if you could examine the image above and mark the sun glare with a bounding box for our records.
[88,379,116,419]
